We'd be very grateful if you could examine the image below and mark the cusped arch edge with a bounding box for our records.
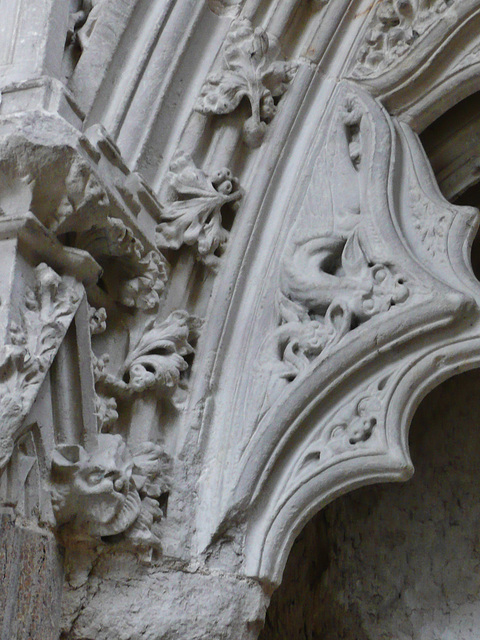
[244,335,480,585]
[226,81,480,586]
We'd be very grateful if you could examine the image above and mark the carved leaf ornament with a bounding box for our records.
[155,152,243,265]
[0,265,82,470]
[77,216,168,310]
[95,311,201,398]
[117,250,167,310]
[355,0,453,77]
[122,310,201,393]
[195,19,298,147]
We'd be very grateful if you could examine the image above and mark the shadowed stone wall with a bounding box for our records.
[260,369,480,640]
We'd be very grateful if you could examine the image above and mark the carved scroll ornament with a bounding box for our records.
[195,18,298,148]
[94,310,201,400]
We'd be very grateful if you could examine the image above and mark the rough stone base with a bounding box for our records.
[0,511,64,640]
[61,555,269,640]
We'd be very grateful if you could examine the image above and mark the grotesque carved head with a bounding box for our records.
[51,434,141,539]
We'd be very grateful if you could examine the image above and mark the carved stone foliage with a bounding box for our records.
[95,310,201,400]
[300,379,387,472]
[0,264,83,470]
[76,216,167,310]
[155,152,243,266]
[51,434,171,557]
[271,230,408,380]
[354,0,454,77]
[195,18,298,147]
[260,91,415,386]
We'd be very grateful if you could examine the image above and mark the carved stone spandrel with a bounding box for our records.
[195,81,480,585]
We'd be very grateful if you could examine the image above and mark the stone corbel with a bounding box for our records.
[51,434,171,567]
[0,116,167,311]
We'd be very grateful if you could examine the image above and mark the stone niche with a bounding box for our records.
[260,368,480,640]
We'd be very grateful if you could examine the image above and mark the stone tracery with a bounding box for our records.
[1,0,480,638]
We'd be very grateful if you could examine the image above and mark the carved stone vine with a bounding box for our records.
[354,0,454,77]
[77,217,167,310]
[195,18,298,148]
[270,230,408,380]
[155,151,243,266]
[51,434,171,559]
[0,264,83,470]
[95,310,201,401]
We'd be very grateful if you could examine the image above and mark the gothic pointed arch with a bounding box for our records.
[2,0,480,637]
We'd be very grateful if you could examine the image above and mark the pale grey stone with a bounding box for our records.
[1,0,480,638]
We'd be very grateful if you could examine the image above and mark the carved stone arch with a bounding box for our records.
[234,80,480,584]
[348,0,480,131]
[4,0,480,638]
[175,6,480,594]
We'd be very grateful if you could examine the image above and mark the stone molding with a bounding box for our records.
[2,0,480,637]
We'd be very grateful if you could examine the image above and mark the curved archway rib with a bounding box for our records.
[217,81,480,584]
[348,0,480,132]
[64,0,480,596]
